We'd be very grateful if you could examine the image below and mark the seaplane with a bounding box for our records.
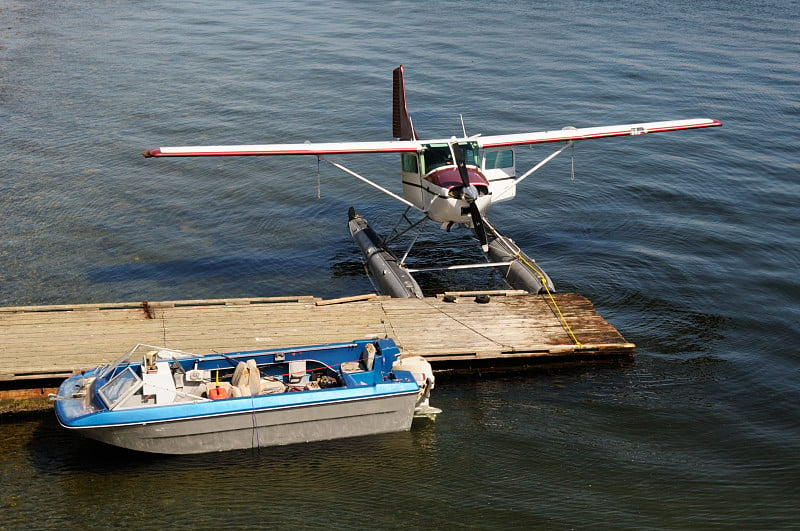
[143,66,721,298]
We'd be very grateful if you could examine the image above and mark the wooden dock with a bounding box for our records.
[1,291,633,390]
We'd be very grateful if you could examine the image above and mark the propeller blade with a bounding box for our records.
[451,142,488,251]
[469,202,489,252]
[451,142,479,200]
[450,142,470,189]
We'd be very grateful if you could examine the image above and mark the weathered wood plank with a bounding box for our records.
[0,293,633,381]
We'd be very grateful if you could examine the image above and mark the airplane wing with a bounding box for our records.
[477,118,721,149]
[143,140,421,158]
[143,118,721,157]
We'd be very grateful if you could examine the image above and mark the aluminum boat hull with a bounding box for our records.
[54,338,430,454]
[66,390,416,454]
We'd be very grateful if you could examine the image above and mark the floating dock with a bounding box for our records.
[0,291,633,406]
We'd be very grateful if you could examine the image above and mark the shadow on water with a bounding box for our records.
[435,356,636,381]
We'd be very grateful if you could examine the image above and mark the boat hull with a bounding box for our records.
[54,338,431,454]
[63,391,417,454]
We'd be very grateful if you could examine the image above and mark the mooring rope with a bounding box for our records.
[514,252,583,349]
[378,299,404,347]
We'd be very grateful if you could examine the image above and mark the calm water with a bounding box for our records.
[2,0,799,528]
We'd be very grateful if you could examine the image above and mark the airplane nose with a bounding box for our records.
[463,185,479,201]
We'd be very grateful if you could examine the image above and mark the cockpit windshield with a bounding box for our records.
[421,142,479,174]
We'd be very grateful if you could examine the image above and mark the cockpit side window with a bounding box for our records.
[484,149,514,170]
[401,153,419,173]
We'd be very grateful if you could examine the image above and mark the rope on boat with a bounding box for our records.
[515,252,583,349]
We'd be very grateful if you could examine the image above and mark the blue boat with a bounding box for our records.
[54,338,437,454]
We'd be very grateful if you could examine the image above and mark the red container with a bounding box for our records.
[208,386,228,400]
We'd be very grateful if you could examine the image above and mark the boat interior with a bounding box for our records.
[91,343,384,411]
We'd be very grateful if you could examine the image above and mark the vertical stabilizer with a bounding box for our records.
[392,65,419,140]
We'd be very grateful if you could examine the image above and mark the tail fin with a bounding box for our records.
[392,65,418,140]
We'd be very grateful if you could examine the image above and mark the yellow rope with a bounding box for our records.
[515,253,583,349]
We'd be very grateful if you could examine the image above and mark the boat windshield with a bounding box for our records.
[99,344,195,379]
[97,366,142,409]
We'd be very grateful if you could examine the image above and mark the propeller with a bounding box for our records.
[450,143,489,252]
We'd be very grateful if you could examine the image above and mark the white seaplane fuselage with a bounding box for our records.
[400,140,515,227]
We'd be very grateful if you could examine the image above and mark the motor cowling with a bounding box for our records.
[392,355,439,418]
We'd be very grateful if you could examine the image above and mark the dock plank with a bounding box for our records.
[0,293,633,381]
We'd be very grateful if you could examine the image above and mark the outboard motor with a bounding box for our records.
[392,356,440,418]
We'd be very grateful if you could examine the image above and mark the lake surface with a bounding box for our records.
[1,0,799,528]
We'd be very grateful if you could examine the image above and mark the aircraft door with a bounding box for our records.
[400,153,424,208]
[482,148,516,203]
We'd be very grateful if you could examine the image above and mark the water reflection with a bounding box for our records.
[8,413,440,528]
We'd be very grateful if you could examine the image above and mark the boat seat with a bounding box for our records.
[340,361,362,373]
[231,362,247,388]
[231,360,262,396]
[259,378,287,394]
[287,361,307,388]
[361,343,377,371]
[245,359,261,395]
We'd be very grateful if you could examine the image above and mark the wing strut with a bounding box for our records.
[493,142,573,200]
[515,143,573,186]
[319,156,418,210]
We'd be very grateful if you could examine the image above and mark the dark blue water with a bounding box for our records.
[2,0,799,527]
